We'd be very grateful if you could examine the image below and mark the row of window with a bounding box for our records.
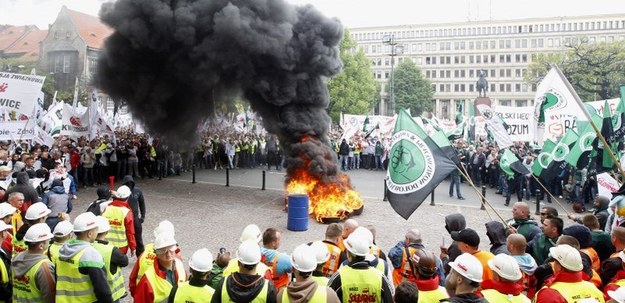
[421,68,527,79]
[431,82,533,93]
[362,35,624,54]
[371,53,530,68]
[353,19,625,41]
[51,54,71,74]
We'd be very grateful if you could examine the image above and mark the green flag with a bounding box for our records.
[455,101,464,125]
[363,116,370,132]
[541,129,579,182]
[533,140,556,177]
[501,149,530,178]
[386,109,457,219]
[613,87,625,141]
[600,100,616,170]
[447,121,465,141]
[468,101,475,143]
[565,114,600,169]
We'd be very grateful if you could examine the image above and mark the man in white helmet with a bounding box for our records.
[48,220,73,265]
[443,253,487,303]
[222,224,272,280]
[94,216,129,301]
[534,244,604,303]
[13,202,51,258]
[134,233,187,302]
[102,185,136,255]
[11,222,56,303]
[310,241,331,285]
[56,212,113,303]
[168,248,215,302]
[277,244,340,303]
[479,254,530,302]
[211,239,277,303]
[328,233,393,303]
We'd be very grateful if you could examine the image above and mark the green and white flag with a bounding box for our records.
[455,101,464,125]
[446,121,465,141]
[565,115,600,169]
[386,109,457,219]
[613,86,625,141]
[500,149,530,178]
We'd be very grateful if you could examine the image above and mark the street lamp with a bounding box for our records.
[382,34,403,115]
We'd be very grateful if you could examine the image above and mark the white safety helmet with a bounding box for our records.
[343,233,370,257]
[153,220,176,238]
[487,253,522,281]
[237,239,261,265]
[0,203,16,218]
[0,221,12,233]
[115,185,131,199]
[53,220,73,237]
[239,224,262,243]
[351,226,374,246]
[291,244,317,273]
[608,287,625,303]
[96,216,110,234]
[154,233,177,250]
[24,223,53,243]
[449,253,483,283]
[550,244,583,272]
[189,248,214,273]
[25,202,51,221]
[310,241,330,264]
[73,212,99,232]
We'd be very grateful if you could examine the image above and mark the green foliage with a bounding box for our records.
[391,60,433,115]
[526,40,625,101]
[0,57,67,108]
[328,29,377,122]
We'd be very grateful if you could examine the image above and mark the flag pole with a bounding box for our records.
[531,175,571,216]
[553,65,625,180]
[458,164,506,223]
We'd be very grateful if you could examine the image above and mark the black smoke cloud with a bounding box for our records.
[95,0,344,183]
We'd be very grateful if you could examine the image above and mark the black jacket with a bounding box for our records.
[122,175,146,221]
[443,213,466,274]
[485,221,510,255]
[210,272,277,303]
[3,172,39,204]
[442,293,489,303]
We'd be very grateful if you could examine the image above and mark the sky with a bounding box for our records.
[1,0,625,29]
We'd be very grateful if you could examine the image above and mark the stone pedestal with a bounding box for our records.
[474,97,492,116]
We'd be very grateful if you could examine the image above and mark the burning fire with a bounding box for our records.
[286,169,364,222]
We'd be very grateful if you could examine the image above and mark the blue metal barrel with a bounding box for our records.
[287,194,309,231]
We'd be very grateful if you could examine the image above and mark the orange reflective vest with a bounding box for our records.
[262,251,289,290]
[322,242,342,277]
[392,247,417,286]
[580,247,600,272]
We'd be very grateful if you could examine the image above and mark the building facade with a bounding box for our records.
[349,14,625,118]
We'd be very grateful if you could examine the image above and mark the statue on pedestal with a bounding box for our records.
[476,70,488,97]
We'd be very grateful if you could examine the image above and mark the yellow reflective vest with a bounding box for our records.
[55,248,98,303]
[103,205,130,248]
[12,235,27,258]
[280,285,327,303]
[12,258,52,303]
[135,243,156,285]
[93,242,126,300]
[222,276,269,303]
[223,258,271,278]
[338,266,383,303]
[47,242,63,265]
[481,289,530,303]
[417,286,449,303]
[311,275,329,287]
[142,259,186,303]
[173,281,215,303]
[538,280,605,303]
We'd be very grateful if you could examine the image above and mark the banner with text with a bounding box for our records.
[60,103,90,138]
[0,120,35,140]
[494,106,534,141]
[0,72,45,116]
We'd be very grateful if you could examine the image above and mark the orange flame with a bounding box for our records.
[286,169,364,222]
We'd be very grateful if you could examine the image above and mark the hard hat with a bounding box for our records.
[291,244,317,273]
[310,241,330,264]
[487,253,522,281]
[153,220,176,238]
[412,249,437,278]
[24,223,53,243]
[343,233,370,257]
[549,244,583,272]
[237,239,261,265]
[449,253,483,283]
[154,233,177,250]
[351,226,374,246]
[608,287,625,303]
[0,202,16,218]
[239,224,262,243]
[189,248,214,272]
[24,202,51,220]
[96,216,110,234]
[0,221,11,233]
[53,220,73,237]
[73,212,99,232]
[115,185,131,199]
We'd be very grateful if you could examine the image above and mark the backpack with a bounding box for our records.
[86,199,109,216]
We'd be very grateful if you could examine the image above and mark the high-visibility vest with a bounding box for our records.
[136,243,157,284]
[12,258,51,303]
[103,205,130,248]
[279,285,327,303]
[12,235,27,258]
[538,280,604,303]
[370,245,381,258]
[322,242,342,277]
[581,247,601,272]
[262,252,289,290]
[223,258,272,278]
[0,258,9,292]
[11,211,22,234]
[222,276,269,303]
[481,289,530,303]
[93,242,126,300]
[47,242,63,265]
[55,248,97,303]
[392,247,417,286]
[417,286,449,303]
[311,275,329,287]
[173,281,215,303]
[374,258,386,276]
[338,266,383,303]
[143,259,187,303]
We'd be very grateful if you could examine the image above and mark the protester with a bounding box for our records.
[122,175,146,256]
[102,185,136,255]
[94,216,129,301]
[443,253,487,302]
[168,248,215,303]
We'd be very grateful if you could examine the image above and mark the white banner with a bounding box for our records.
[597,172,620,198]
[0,72,45,115]
[34,125,55,147]
[476,104,513,148]
[60,103,90,138]
[0,120,35,140]
[340,114,396,140]
[41,101,64,136]
[494,106,535,141]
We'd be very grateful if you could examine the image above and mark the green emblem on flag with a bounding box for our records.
[388,130,435,193]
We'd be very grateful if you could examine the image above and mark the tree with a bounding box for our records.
[391,60,433,115]
[1,57,59,107]
[526,40,625,101]
[328,29,376,122]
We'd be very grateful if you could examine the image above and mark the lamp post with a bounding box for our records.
[382,34,403,115]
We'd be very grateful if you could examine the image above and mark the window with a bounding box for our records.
[454,84,460,92]
[454,70,460,78]
[548,38,553,47]
[440,84,445,92]
[500,100,511,106]
[515,39,521,48]
[515,69,521,77]
[516,100,528,107]
[499,69,505,77]
[469,84,474,92]
[531,39,537,48]
[426,70,431,78]
[412,44,417,52]
[490,69,496,77]
[506,40,511,48]
[417,57,422,65]
[499,55,505,63]
[522,54,527,63]
[522,39,528,48]
[417,44,422,51]
[506,84,512,92]
[385,71,389,79]
[476,55,481,63]
[469,69,475,78]
[446,70,451,78]
[469,55,475,64]
[491,84,496,92]
[500,84,505,92]
[385,58,390,66]
[555,38,561,47]
[469,41,474,49]
[490,40,496,49]
[538,39,544,47]
[461,70,466,78]
[63,55,71,73]
[426,57,431,64]
[441,56,446,65]
[440,70,445,78]
[499,40,505,49]
[516,84,521,92]
[432,70,437,78]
